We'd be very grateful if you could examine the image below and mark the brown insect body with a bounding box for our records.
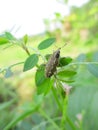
[45,48,60,78]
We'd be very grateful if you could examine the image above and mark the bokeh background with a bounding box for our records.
[0,0,98,130]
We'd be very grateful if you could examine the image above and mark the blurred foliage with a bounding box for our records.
[45,0,98,50]
[0,0,98,130]
[0,78,18,129]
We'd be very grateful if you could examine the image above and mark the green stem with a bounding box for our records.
[51,86,62,111]
[0,62,24,73]
[61,95,68,130]
[39,109,60,130]
[4,106,39,130]
[51,78,75,130]
[68,62,98,66]
[10,61,24,68]
[58,62,98,72]
[66,116,76,130]
[24,47,30,56]
[27,46,46,63]
[22,44,30,56]
[32,117,61,130]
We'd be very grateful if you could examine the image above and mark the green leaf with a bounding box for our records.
[23,34,28,44]
[86,52,98,77]
[45,54,52,61]
[57,78,75,83]
[23,54,38,72]
[68,85,98,130]
[35,65,52,95]
[59,57,72,67]
[4,104,39,130]
[35,65,46,86]
[4,94,43,130]
[0,37,9,45]
[55,12,61,18]
[38,38,56,50]
[76,53,86,62]
[57,70,77,78]
[64,0,68,3]
[92,52,98,61]
[5,32,15,40]
[87,63,98,77]
[0,99,16,111]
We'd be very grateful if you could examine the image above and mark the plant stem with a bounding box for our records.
[0,62,24,73]
[52,77,76,130]
[25,47,30,56]
[10,61,24,68]
[4,105,39,130]
[32,116,62,130]
[51,86,62,111]
[66,116,77,130]
[61,95,68,130]
[58,62,98,72]
[22,44,30,56]
[39,109,60,130]
[68,62,98,65]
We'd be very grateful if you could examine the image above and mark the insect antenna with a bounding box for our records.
[60,41,71,50]
[54,41,71,51]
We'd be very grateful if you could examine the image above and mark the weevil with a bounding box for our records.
[45,48,60,77]
[45,43,68,78]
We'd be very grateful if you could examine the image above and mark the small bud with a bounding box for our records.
[75,113,83,128]
[61,83,72,95]
[76,113,83,121]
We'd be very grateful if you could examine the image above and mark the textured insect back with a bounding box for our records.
[45,42,69,78]
[45,48,60,78]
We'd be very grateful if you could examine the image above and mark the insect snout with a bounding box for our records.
[54,48,60,59]
[55,50,60,58]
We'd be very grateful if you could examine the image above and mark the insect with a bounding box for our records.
[45,43,68,78]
